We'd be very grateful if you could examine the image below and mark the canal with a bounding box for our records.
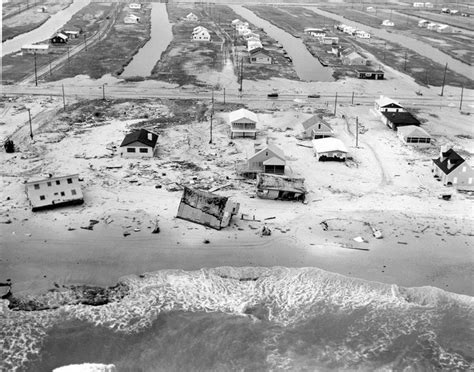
[1,0,91,57]
[121,3,173,78]
[307,7,472,80]
[230,5,334,82]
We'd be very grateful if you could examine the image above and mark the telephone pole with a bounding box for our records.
[239,57,244,93]
[27,108,33,140]
[61,84,66,110]
[355,116,359,148]
[459,85,464,110]
[33,52,38,86]
[333,92,338,115]
[84,33,87,51]
[403,50,408,71]
[351,91,354,105]
[440,62,448,96]
[223,87,226,104]
[209,90,214,144]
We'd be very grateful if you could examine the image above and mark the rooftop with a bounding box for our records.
[432,148,465,175]
[256,173,306,194]
[381,111,420,125]
[312,138,348,153]
[120,129,158,148]
[229,108,257,123]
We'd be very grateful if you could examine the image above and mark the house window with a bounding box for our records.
[67,178,73,184]
[127,148,136,153]
[462,167,466,172]
[139,148,148,153]
[469,178,472,184]
[71,189,77,196]
[40,195,45,200]
[60,191,65,196]
[453,177,458,184]
[47,182,52,187]
[56,180,60,185]
[34,184,40,190]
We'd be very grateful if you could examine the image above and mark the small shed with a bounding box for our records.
[256,173,306,201]
[381,111,420,130]
[51,33,68,44]
[356,69,384,80]
[397,125,431,146]
[382,20,395,26]
[312,138,348,161]
[119,129,158,158]
[176,187,240,230]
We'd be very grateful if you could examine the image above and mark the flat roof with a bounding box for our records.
[22,44,49,49]
[312,138,348,153]
[381,111,421,125]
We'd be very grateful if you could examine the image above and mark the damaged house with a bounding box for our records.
[237,143,286,178]
[256,173,306,201]
[176,187,240,230]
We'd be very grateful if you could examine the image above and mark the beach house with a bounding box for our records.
[355,30,371,39]
[247,40,263,52]
[249,48,272,64]
[229,108,258,139]
[185,12,198,22]
[312,138,348,161]
[437,25,452,33]
[176,187,240,230]
[397,125,431,146]
[256,173,306,201]
[356,69,384,80]
[129,3,142,9]
[119,129,158,158]
[374,95,405,114]
[21,44,49,54]
[380,111,421,131]
[341,49,367,65]
[432,147,474,190]
[299,115,334,139]
[25,174,84,211]
[124,14,140,24]
[382,20,395,27]
[418,19,429,27]
[237,143,286,178]
[50,33,68,44]
[192,26,211,41]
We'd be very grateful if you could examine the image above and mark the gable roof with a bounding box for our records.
[263,156,286,166]
[397,125,431,138]
[432,148,465,175]
[256,173,306,194]
[249,47,270,56]
[375,95,403,108]
[53,33,68,40]
[250,144,286,163]
[301,115,323,130]
[229,108,257,123]
[381,111,420,126]
[312,138,348,153]
[120,129,158,147]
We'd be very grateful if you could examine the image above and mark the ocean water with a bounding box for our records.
[2,267,473,371]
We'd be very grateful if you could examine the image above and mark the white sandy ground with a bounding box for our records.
[1,60,473,297]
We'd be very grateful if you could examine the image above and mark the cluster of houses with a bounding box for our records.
[303,27,339,46]
[231,18,273,64]
[21,30,80,55]
[418,19,452,33]
[124,3,141,24]
[335,24,371,40]
[413,2,434,8]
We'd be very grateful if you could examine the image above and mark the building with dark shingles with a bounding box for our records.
[381,111,421,130]
[119,129,158,158]
[432,147,474,190]
[356,69,384,80]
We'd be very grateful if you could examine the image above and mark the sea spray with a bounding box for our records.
[1,267,473,371]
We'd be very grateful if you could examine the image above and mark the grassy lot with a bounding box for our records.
[322,7,473,65]
[42,3,151,81]
[2,0,73,42]
[150,4,297,86]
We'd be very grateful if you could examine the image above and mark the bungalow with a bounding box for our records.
[21,44,49,54]
[237,143,286,178]
[441,7,450,13]
[355,30,371,39]
[341,50,367,65]
[247,39,263,52]
[299,115,334,139]
[432,147,474,190]
[176,187,240,230]
[418,19,429,27]
[124,14,140,24]
[381,111,421,130]
[256,173,306,201]
[119,129,158,158]
[304,28,326,38]
[322,36,339,45]
[312,138,348,161]
[51,33,68,44]
[413,2,425,7]
[450,9,459,15]
[249,47,272,64]
[243,32,260,41]
[374,95,405,113]
[356,69,384,80]
[437,24,452,33]
[237,23,250,35]
[129,3,142,9]
[229,108,258,138]
[185,12,198,22]
[231,19,242,27]
[397,125,431,146]
[25,174,84,211]
[381,20,394,27]
[192,26,211,41]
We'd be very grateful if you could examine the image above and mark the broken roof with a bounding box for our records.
[120,129,158,147]
[26,174,80,185]
[312,138,348,153]
[179,187,230,220]
[432,148,465,175]
[256,173,306,194]
[381,111,421,126]
[229,108,257,123]
[397,125,431,138]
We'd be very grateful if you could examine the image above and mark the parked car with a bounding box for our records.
[308,94,321,98]
[267,93,279,98]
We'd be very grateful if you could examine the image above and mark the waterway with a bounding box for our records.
[307,7,473,80]
[1,0,91,57]
[230,5,334,82]
[121,3,173,77]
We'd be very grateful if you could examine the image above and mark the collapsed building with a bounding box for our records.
[256,173,306,201]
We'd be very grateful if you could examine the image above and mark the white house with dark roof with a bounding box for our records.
[229,108,258,138]
[25,174,84,211]
[432,147,474,190]
[119,129,158,158]
[312,138,348,161]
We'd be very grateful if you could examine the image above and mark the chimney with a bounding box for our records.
[439,145,449,161]
[447,159,454,170]
[148,132,153,141]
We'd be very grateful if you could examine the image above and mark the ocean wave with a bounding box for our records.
[1,267,473,371]
[53,364,116,372]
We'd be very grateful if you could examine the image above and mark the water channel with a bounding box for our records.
[1,0,91,57]
[307,7,473,80]
[230,5,334,82]
[121,3,173,77]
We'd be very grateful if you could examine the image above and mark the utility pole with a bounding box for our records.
[440,62,448,96]
[67,46,70,63]
[84,33,87,51]
[383,42,387,61]
[239,57,244,93]
[27,108,33,140]
[33,52,38,86]
[61,84,66,110]
[334,92,338,115]
[209,90,214,144]
[355,116,359,148]
[102,83,106,100]
[223,87,226,104]
[459,85,464,111]
[49,56,52,76]
[403,50,408,71]
[351,91,354,105]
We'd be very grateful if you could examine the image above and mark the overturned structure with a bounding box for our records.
[256,173,306,201]
[176,187,240,230]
